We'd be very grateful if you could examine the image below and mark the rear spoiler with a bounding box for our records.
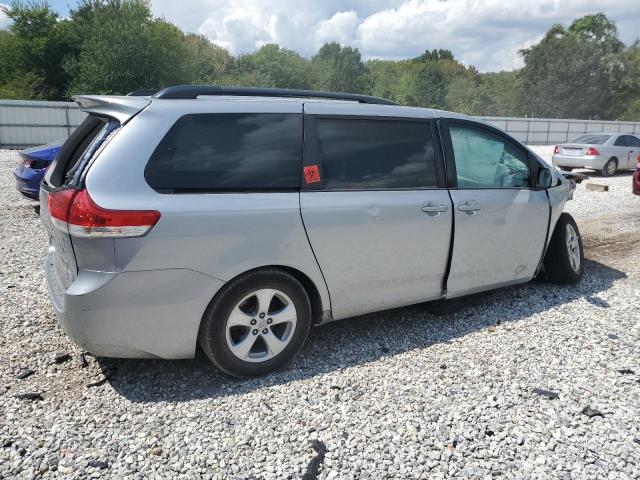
[73,95,151,124]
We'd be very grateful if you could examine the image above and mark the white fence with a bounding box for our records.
[0,100,86,149]
[478,116,640,145]
[1,99,639,149]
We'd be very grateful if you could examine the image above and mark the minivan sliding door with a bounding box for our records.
[300,110,452,320]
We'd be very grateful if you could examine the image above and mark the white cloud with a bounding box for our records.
[315,11,359,49]
[0,4,11,30]
[149,0,640,71]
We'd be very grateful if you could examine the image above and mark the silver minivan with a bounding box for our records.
[40,86,583,377]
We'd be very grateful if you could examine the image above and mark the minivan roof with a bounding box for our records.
[134,85,397,105]
[75,86,473,123]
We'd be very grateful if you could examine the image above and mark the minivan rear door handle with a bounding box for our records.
[422,204,448,216]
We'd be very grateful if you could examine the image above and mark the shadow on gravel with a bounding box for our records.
[99,258,625,403]
[568,169,634,179]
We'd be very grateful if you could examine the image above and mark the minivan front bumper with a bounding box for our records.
[45,250,225,359]
[552,154,607,170]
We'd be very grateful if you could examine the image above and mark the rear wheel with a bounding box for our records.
[198,269,311,377]
[601,158,617,177]
[543,213,583,284]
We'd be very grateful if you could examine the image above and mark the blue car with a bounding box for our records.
[13,140,63,199]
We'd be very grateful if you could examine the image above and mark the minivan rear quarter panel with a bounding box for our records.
[84,99,331,316]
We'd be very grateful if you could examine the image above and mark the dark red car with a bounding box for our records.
[634,154,640,196]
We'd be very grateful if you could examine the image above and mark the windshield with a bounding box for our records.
[571,134,610,145]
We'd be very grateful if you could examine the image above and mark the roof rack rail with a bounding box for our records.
[127,89,160,96]
[151,85,397,105]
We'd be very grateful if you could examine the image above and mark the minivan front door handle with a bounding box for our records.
[422,204,448,216]
[458,203,482,214]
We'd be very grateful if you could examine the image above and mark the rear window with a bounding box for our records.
[571,134,610,145]
[46,115,120,188]
[65,120,120,186]
[312,118,438,190]
[145,113,302,192]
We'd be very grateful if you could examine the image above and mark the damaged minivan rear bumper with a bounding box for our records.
[44,249,225,359]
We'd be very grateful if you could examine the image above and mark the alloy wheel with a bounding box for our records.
[566,223,581,272]
[225,288,297,362]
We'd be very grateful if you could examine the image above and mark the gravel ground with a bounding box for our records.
[1,149,639,479]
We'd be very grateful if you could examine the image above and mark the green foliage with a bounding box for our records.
[183,33,232,85]
[0,1,72,99]
[65,0,190,95]
[404,61,446,108]
[612,43,640,120]
[568,13,624,54]
[234,44,310,89]
[518,13,636,119]
[0,4,637,120]
[311,42,369,93]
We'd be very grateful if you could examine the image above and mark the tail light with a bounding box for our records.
[48,189,77,232]
[48,188,160,238]
[586,147,600,156]
[20,155,48,169]
[553,146,559,154]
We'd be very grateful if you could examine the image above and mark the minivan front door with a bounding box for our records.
[441,121,549,298]
[300,111,452,320]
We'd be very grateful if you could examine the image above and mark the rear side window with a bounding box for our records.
[145,113,302,192]
[311,118,438,190]
[624,135,640,147]
[572,134,610,145]
[614,136,628,147]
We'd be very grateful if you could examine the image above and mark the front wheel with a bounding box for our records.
[543,213,584,284]
[198,269,312,377]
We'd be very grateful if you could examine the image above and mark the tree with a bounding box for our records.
[416,48,454,63]
[518,14,623,119]
[613,42,640,120]
[479,71,521,116]
[403,61,446,108]
[65,0,190,96]
[0,1,73,99]
[233,44,310,89]
[311,42,369,93]
[183,33,232,85]
[367,59,405,101]
[568,13,624,54]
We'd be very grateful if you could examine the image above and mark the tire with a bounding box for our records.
[561,167,574,172]
[198,269,311,377]
[601,158,617,177]
[543,213,584,284]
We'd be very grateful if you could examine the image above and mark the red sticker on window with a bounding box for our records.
[304,165,321,184]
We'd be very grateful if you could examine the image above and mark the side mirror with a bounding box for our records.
[537,168,553,189]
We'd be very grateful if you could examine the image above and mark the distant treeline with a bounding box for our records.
[1,1,639,120]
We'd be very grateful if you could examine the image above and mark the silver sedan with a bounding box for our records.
[552,133,640,176]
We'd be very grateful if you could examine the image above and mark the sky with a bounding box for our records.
[3,0,640,72]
